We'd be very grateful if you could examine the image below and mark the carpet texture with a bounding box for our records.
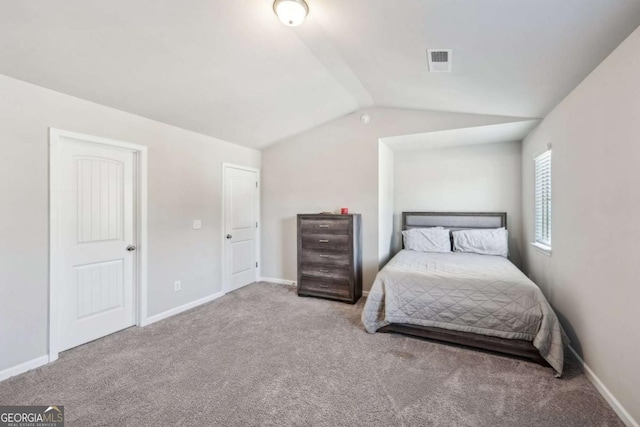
[0,283,622,426]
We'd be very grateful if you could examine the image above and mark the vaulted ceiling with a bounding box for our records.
[1,0,639,149]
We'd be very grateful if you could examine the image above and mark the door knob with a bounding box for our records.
[127,245,136,251]
[226,234,233,239]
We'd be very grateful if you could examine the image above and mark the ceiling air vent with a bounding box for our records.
[427,49,453,72]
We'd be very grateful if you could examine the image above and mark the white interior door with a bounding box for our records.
[56,139,136,351]
[224,165,258,292]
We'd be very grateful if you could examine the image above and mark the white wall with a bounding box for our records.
[261,107,527,291]
[393,141,523,268]
[522,27,640,424]
[0,74,260,372]
[378,141,394,268]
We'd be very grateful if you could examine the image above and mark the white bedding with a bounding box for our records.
[361,250,567,375]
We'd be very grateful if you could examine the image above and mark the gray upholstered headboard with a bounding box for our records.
[402,212,507,232]
[401,212,507,251]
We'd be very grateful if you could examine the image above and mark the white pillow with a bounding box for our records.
[452,228,509,257]
[402,227,451,253]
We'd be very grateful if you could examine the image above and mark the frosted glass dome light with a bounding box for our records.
[273,0,309,27]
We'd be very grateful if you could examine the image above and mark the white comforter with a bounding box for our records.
[361,250,567,375]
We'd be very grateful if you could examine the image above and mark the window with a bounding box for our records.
[534,150,552,250]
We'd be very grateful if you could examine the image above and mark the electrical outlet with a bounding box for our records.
[192,220,202,230]
[174,280,182,292]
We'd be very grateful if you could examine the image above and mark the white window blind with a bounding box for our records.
[534,150,552,247]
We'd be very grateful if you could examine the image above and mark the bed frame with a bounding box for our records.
[379,212,549,366]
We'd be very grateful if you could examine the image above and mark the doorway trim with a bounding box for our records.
[49,128,148,362]
[221,163,260,293]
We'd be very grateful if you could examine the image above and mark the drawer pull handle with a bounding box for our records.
[319,269,329,273]
[319,284,329,288]
[319,255,330,258]
[319,239,329,243]
[318,224,330,228]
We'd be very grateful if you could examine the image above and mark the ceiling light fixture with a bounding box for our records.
[273,0,309,27]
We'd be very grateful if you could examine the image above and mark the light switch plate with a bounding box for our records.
[193,220,202,230]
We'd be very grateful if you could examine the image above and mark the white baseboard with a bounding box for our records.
[0,355,50,382]
[363,290,369,297]
[141,291,225,326]
[568,346,638,427]
[260,277,296,286]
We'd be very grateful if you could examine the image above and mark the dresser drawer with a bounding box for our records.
[300,218,350,234]
[301,250,351,266]
[298,278,350,299]
[300,264,351,281]
[301,233,350,251]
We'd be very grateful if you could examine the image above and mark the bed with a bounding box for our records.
[361,212,567,376]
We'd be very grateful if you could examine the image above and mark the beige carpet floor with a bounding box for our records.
[0,282,623,426]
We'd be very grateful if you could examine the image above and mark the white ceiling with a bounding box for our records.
[382,120,540,152]
[1,1,639,148]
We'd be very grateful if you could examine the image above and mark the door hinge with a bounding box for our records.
[256,181,258,188]
[256,262,259,268]
[256,221,259,228]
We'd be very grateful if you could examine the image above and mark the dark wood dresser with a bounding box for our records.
[297,214,362,304]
